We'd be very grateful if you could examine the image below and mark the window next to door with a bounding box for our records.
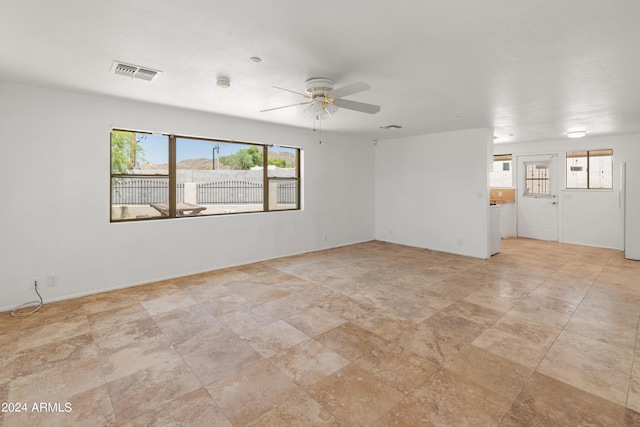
[490,154,513,188]
[566,149,613,189]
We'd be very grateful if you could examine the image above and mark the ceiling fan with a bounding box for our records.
[261,77,381,120]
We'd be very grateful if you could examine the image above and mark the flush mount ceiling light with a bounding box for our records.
[111,61,161,81]
[379,124,403,129]
[567,130,587,138]
[249,56,262,63]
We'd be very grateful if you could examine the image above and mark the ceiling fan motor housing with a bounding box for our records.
[305,78,335,96]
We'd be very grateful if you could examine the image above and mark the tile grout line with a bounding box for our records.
[87,304,122,426]
[493,247,605,425]
[4,240,638,425]
[508,250,622,411]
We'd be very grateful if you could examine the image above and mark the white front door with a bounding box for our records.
[517,155,558,241]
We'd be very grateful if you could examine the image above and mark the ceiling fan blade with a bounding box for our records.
[333,99,380,114]
[327,82,370,99]
[260,101,311,113]
[272,86,309,97]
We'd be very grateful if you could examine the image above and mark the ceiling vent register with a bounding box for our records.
[111,61,161,81]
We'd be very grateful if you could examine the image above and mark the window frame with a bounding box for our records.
[490,154,513,188]
[565,149,613,190]
[266,146,301,211]
[110,129,302,222]
[523,161,551,197]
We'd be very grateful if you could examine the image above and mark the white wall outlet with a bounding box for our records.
[389,229,394,235]
[47,274,59,287]
[457,238,464,246]
[323,234,328,241]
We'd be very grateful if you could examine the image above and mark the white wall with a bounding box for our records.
[374,128,493,259]
[496,134,640,249]
[0,82,375,312]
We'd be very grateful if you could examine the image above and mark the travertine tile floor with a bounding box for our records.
[2,238,640,425]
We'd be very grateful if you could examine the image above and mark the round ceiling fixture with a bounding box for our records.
[567,130,587,138]
[249,56,262,63]
[305,78,335,95]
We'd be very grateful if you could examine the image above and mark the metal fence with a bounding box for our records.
[112,178,184,204]
[276,181,297,204]
[112,179,296,205]
[198,181,263,204]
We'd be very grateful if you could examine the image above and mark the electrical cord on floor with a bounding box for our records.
[11,280,43,317]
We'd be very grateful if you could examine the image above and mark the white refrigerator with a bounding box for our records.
[625,161,640,260]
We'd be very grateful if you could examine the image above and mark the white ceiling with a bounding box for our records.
[2,0,640,143]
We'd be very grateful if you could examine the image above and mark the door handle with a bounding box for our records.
[551,201,557,205]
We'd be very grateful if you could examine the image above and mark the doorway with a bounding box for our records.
[517,154,558,241]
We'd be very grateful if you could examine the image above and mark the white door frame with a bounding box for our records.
[516,154,559,241]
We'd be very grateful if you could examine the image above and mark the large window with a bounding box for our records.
[110,130,301,221]
[566,149,613,189]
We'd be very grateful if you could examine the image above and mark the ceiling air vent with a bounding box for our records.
[111,61,161,81]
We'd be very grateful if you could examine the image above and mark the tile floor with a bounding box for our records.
[1,238,640,426]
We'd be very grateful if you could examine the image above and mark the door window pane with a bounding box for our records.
[524,162,550,195]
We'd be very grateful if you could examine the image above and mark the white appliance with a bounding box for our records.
[490,204,502,256]
[625,161,640,260]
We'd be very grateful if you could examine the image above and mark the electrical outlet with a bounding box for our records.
[457,238,464,246]
[323,233,328,242]
[47,274,59,287]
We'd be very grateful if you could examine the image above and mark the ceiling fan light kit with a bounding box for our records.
[305,100,338,120]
